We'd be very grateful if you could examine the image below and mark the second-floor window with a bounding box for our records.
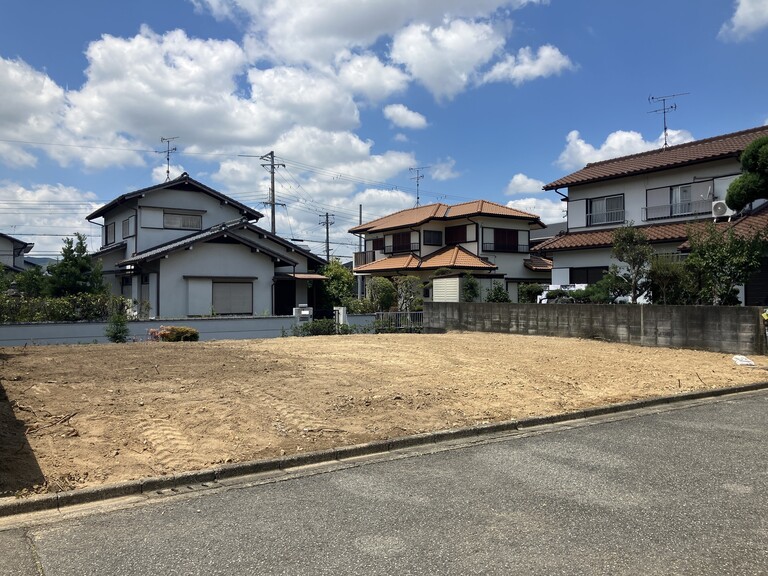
[105,222,115,245]
[372,237,384,251]
[483,228,525,252]
[445,224,467,245]
[424,230,442,246]
[588,195,624,226]
[164,212,202,230]
[122,216,136,238]
[671,185,692,216]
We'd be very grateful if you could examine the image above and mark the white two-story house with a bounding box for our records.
[533,125,768,304]
[0,232,34,273]
[349,200,549,302]
[87,173,327,318]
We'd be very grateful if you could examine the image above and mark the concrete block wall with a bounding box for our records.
[424,303,767,356]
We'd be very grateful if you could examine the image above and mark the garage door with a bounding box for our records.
[212,282,253,315]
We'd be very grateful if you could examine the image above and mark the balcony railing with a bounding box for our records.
[641,199,713,221]
[384,242,420,255]
[482,243,529,253]
[587,210,625,226]
[354,251,376,267]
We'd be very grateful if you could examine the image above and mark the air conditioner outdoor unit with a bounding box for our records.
[712,200,735,218]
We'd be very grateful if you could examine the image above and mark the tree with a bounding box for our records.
[369,276,397,311]
[518,283,544,304]
[726,136,768,211]
[319,258,354,307]
[14,266,48,297]
[461,273,480,302]
[611,224,653,303]
[394,275,423,311]
[684,223,765,305]
[485,280,511,302]
[47,233,106,297]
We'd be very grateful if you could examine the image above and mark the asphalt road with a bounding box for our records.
[1,390,767,575]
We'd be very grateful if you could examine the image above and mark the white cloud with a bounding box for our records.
[0,181,102,256]
[248,66,360,132]
[505,173,545,195]
[718,0,768,41]
[204,0,545,65]
[353,187,415,221]
[394,133,409,142]
[391,19,505,101]
[383,104,428,129]
[430,158,460,181]
[0,57,66,168]
[556,128,695,170]
[336,53,410,102]
[506,197,565,223]
[483,45,575,85]
[151,163,187,184]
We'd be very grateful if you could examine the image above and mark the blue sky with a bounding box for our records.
[1,1,767,260]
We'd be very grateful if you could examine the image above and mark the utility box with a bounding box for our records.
[333,306,348,325]
[293,305,313,323]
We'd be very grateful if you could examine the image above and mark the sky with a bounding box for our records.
[1,1,767,261]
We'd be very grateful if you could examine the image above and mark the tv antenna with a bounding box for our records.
[157,136,179,181]
[410,166,430,207]
[648,93,688,148]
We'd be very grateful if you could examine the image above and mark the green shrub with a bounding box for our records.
[105,310,130,343]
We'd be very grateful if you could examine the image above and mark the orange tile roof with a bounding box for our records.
[354,245,497,273]
[524,255,553,271]
[532,205,768,253]
[349,200,543,234]
[544,125,768,190]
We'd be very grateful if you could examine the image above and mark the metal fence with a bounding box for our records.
[374,311,423,333]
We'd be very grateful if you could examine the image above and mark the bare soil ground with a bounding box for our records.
[1,332,766,498]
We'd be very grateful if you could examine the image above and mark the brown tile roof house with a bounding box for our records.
[355,245,497,273]
[544,125,768,191]
[349,199,545,233]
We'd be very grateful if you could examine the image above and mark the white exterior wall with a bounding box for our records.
[135,190,249,252]
[567,158,741,232]
[157,243,275,317]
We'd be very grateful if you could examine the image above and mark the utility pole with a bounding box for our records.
[260,151,285,234]
[158,137,179,182]
[410,166,429,207]
[320,212,335,262]
[358,204,363,298]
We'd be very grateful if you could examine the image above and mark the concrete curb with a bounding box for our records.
[2,381,767,518]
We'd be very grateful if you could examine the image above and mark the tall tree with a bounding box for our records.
[726,136,768,211]
[685,223,765,305]
[319,258,354,307]
[611,224,653,303]
[394,275,423,311]
[47,233,106,297]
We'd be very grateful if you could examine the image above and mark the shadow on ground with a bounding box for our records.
[0,352,45,496]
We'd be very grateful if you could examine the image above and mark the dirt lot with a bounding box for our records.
[1,332,766,498]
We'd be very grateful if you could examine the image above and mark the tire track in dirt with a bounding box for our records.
[137,420,207,472]
[250,387,337,433]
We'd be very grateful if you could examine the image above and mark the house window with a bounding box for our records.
[122,216,136,238]
[163,212,202,230]
[445,224,467,245]
[588,195,624,226]
[424,230,442,246]
[388,231,414,253]
[105,222,116,245]
[570,266,608,284]
[212,282,253,315]
[484,228,521,252]
[372,237,385,251]
[671,185,692,216]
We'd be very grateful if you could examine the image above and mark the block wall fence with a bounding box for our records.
[423,302,767,356]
